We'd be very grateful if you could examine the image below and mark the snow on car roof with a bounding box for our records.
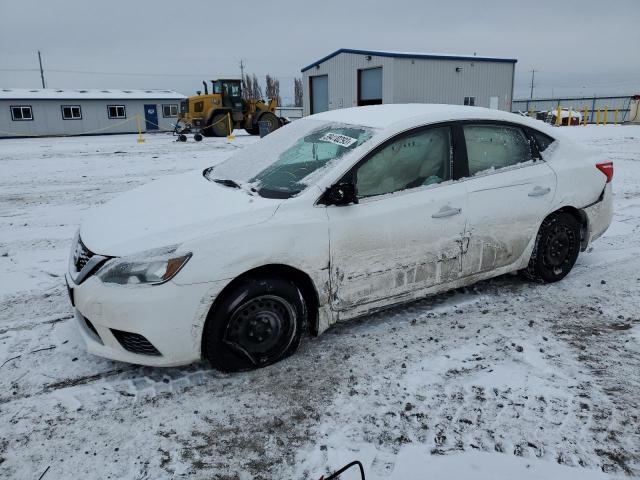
[0,88,186,100]
[308,104,552,131]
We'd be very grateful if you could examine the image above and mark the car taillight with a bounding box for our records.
[596,161,614,183]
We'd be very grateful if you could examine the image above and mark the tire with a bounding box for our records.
[193,133,203,142]
[244,126,259,135]
[258,112,280,134]
[178,134,187,142]
[202,277,306,372]
[521,211,581,283]
[203,113,232,137]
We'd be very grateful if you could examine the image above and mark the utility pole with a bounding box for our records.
[529,69,535,100]
[239,59,245,81]
[37,50,46,88]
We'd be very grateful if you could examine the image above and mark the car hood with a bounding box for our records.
[80,170,282,257]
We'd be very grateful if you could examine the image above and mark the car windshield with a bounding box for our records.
[206,119,376,198]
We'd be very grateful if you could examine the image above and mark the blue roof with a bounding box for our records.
[301,48,517,72]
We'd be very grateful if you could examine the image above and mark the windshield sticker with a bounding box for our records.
[319,132,358,148]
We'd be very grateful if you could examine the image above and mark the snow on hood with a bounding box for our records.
[80,170,281,257]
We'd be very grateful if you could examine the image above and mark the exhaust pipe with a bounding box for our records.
[202,81,208,95]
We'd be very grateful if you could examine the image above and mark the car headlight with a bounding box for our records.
[96,245,191,285]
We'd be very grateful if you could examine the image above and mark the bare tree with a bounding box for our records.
[242,74,252,101]
[294,77,303,108]
[266,75,282,105]
[251,74,263,101]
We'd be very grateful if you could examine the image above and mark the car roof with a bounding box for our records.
[307,104,556,135]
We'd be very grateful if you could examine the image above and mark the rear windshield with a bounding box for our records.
[208,119,376,198]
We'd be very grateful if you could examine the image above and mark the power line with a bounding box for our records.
[0,67,300,79]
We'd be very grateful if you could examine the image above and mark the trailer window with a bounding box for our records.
[162,104,178,118]
[61,105,82,120]
[10,105,33,121]
[107,105,126,119]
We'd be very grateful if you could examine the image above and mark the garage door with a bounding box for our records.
[310,75,328,114]
[358,67,382,106]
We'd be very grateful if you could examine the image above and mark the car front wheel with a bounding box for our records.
[521,211,582,283]
[202,277,305,372]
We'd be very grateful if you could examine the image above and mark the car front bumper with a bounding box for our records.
[66,274,227,367]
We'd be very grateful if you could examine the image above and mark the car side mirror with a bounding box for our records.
[323,182,358,206]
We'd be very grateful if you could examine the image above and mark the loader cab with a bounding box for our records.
[212,79,243,110]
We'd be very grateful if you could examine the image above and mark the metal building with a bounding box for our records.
[0,88,185,138]
[301,48,517,116]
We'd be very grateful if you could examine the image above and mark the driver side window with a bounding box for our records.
[356,126,451,198]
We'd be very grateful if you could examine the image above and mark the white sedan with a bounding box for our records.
[66,104,613,371]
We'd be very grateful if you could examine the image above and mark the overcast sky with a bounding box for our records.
[1,0,639,104]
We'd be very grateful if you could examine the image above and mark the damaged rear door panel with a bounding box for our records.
[458,122,558,276]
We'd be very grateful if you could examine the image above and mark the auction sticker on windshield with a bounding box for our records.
[319,132,358,148]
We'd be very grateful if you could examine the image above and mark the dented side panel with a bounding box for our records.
[461,161,557,276]
[326,182,467,313]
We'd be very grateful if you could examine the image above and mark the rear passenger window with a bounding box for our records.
[463,124,532,176]
[356,126,451,198]
[530,129,555,152]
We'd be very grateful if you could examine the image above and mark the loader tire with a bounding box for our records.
[203,113,232,137]
[258,112,280,134]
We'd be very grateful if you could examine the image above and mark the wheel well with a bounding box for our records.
[205,264,320,338]
[550,206,589,250]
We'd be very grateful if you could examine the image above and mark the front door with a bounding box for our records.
[459,122,557,275]
[144,104,158,130]
[326,124,467,316]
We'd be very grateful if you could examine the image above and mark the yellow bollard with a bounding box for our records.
[136,114,145,143]
[226,113,235,140]
[583,106,588,126]
[596,109,601,125]
[555,105,562,126]
[614,109,619,125]
[567,106,573,126]
[603,105,608,125]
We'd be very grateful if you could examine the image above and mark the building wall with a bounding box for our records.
[302,52,515,116]
[0,98,182,138]
[302,53,396,116]
[392,58,515,111]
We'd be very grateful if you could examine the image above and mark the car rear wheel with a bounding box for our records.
[521,211,581,283]
[202,277,305,372]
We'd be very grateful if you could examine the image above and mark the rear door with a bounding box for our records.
[326,124,467,315]
[457,122,557,276]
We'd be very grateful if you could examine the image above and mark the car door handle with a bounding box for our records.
[431,206,462,218]
[528,186,551,197]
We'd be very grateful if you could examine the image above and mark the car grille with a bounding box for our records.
[111,329,161,356]
[73,237,94,272]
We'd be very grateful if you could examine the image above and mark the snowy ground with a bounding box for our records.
[0,126,639,480]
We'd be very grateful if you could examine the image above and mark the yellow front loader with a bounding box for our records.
[175,79,287,141]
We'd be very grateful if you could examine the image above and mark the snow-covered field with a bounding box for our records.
[1,126,639,479]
